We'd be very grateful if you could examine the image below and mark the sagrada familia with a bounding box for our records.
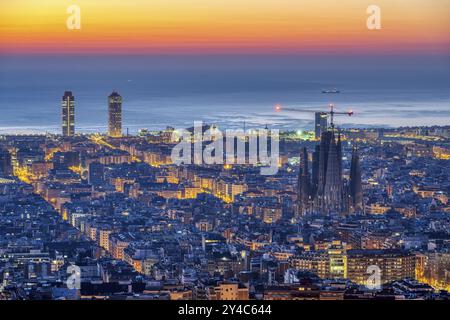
[298,130,363,215]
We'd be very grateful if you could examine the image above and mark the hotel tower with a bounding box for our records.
[61,91,75,136]
[108,91,122,137]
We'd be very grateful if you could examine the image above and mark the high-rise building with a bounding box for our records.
[108,91,122,137]
[61,91,75,136]
[315,112,327,140]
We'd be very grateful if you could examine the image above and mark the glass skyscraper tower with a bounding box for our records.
[61,91,75,136]
[108,91,122,137]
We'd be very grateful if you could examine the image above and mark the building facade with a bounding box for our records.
[61,91,75,136]
[108,91,122,137]
[315,112,328,140]
[346,249,415,285]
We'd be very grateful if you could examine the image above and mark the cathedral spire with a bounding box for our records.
[350,146,363,213]
[323,132,343,213]
[298,147,311,214]
[337,129,342,181]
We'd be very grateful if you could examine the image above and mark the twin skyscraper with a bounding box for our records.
[61,91,122,137]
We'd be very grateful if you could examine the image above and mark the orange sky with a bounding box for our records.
[1,0,449,54]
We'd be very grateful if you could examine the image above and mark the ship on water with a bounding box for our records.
[322,88,340,94]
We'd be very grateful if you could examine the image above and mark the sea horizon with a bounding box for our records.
[1,54,449,134]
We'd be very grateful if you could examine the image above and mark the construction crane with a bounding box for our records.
[275,103,353,130]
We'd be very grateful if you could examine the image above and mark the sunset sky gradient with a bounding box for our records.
[1,0,449,55]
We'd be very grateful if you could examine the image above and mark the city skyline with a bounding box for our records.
[1,119,449,301]
[1,85,447,136]
[0,1,449,135]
